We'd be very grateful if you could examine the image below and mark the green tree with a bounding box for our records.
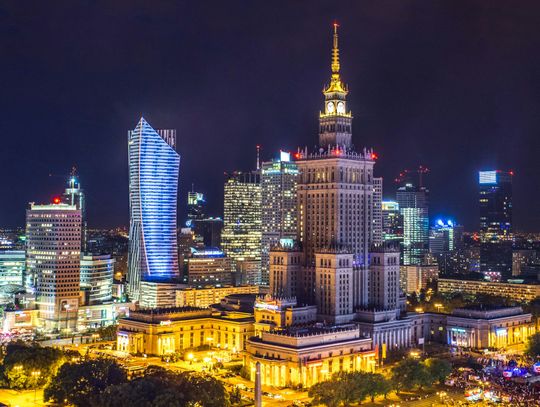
[526,332,540,358]
[99,367,229,407]
[3,342,64,389]
[424,358,452,384]
[309,380,342,407]
[365,372,392,402]
[391,357,431,392]
[43,358,127,406]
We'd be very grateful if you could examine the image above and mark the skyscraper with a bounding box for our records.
[295,24,376,309]
[127,118,180,302]
[26,201,81,331]
[63,169,87,252]
[261,151,299,285]
[221,171,262,282]
[187,190,206,222]
[479,170,513,281]
[381,201,403,244]
[396,183,429,265]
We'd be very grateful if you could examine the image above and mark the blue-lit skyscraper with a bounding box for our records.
[127,117,180,302]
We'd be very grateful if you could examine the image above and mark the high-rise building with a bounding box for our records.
[261,152,299,285]
[382,201,403,244]
[221,171,262,280]
[187,190,206,222]
[295,24,376,309]
[479,170,513,281]
[80,254,114,305]
[396,183,429,265]
[127,118,180,302]
[63,170,87,252]
[26,201,81,331]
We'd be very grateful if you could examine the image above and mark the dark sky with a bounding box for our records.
[1,1,540,231]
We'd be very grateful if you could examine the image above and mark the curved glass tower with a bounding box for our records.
[127,117,180,301]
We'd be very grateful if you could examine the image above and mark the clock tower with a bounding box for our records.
[319,23,353,149]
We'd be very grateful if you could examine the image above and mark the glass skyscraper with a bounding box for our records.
[127,117,180,302]
[396,183,429,265]
[479,170,513,281]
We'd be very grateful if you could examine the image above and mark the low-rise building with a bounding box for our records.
[117,307,254,355]
[244,324,376,388]
[438,278,540,302]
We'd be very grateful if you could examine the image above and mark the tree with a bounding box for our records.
[365,373,392,402]
[526,332,540,358]
[3,342,64,389]
[424,358,452,384]
[309,380,342,407]
[99,367,229,407]
[44,358,127,406]
[391,358,431,392]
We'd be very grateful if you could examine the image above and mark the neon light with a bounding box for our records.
[479,171,497,184]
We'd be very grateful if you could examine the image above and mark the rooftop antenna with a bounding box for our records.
[256,145,261,170]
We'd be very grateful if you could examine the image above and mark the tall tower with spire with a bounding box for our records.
[293,24,378,312]
[319,23,353,149]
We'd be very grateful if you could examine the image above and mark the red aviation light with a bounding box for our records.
[294,152,301,159]
[52,196,61,204]
[371,152,378,160]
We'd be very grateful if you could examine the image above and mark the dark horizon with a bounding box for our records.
[1,1,540,231]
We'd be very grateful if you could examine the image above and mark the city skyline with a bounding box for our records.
[1,2,540,232]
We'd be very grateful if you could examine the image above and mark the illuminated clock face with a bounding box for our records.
[326,101,335,113]
[337,101,345,114]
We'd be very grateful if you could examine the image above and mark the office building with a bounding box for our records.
[0,250,25,288]
[127,118,180,302]
[221,171,262,277]
[260,152,299,285]
[295,24,376,308]
[429,219,463,255]
[26,201,81,331]
[479,170,513,281]
[63,170,87,252]
[0,250,25,305]
[191,217,223,249]
[397,183,429,265]
[187,190,206,222]
[80,254,114,305]
[382,201,403,244]
[187,248,234,287]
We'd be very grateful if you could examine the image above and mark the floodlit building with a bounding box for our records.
[176,285,263,309]
[261,153,299,285]
[244,325,376,388]
[26,201,81,331]
[127,118,180,302]
[117,307,255,355]
[401,264,439,294]
[80,254,114,305]
[295,24,376,308]
[0,250,25,288]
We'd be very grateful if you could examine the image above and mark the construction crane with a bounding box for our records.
[394,165,430,187]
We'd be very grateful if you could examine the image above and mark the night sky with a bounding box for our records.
[1,1,540,231]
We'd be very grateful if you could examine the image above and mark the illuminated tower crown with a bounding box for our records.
[319,23,353,149]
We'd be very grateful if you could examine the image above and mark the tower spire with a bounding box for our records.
[331,22,340,74]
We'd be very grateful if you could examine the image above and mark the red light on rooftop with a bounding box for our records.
[293,153,301,159]
[371,152,378,160]
[52,197,61,204]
